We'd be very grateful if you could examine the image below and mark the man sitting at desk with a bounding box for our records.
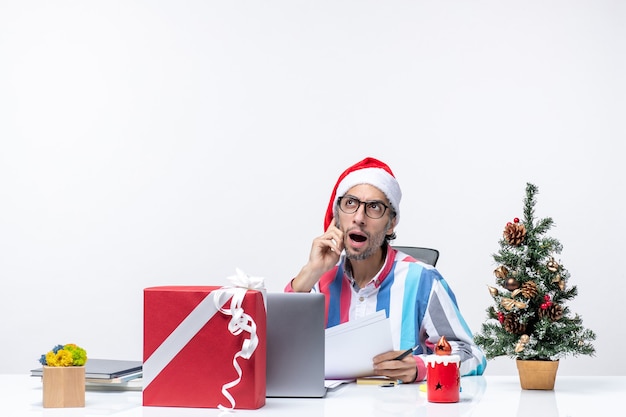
[286,157,486,383]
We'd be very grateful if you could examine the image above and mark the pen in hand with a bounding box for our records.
[393,345,418,361]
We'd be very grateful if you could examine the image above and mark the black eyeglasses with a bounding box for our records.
[337,195,390,219]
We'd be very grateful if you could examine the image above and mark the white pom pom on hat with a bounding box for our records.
[324,157,401,230]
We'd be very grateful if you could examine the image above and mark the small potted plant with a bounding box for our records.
[39,343,87,407]
[473,183,596,390]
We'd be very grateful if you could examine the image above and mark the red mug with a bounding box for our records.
[425,355,460,403]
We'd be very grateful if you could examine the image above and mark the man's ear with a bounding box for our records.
[389,216,397,232]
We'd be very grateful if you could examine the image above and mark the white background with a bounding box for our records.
[1,1,624,376]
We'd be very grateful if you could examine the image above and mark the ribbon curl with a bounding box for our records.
[214,269,266,411]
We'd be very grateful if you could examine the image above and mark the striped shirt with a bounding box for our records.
[286,247,487,380]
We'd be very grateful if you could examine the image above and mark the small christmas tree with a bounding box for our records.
[474,183,596,361]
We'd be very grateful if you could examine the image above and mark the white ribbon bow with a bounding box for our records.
[226,268,266,291]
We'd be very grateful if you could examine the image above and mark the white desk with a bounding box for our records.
[2,374,623,417]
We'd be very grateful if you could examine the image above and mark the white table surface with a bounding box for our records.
[2,374,624,417]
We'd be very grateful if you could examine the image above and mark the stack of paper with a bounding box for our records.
[85,378,143,391]
[325,310,393,380]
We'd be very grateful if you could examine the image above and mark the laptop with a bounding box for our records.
[265,292,326,398]
[31,358,142,380]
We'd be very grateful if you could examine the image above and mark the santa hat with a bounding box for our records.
[324,157,402,230]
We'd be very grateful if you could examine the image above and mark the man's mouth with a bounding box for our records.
[349,233,367,243]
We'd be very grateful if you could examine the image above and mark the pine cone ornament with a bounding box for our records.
[538,303,564,321]
[503,313,527,334]
[520,281,538,298]
[503,222,527,246]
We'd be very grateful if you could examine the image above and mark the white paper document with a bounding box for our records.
[324,310,394,379]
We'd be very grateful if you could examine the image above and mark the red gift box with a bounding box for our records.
[143,286,266,409]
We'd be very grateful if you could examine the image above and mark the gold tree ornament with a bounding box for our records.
[501,297,527,311]
[494,266,509,279]
[503,221,527,246]
[546,257,559,272]
[552,274,566,291]
[488,286,499,297]
[515,335,530,353]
